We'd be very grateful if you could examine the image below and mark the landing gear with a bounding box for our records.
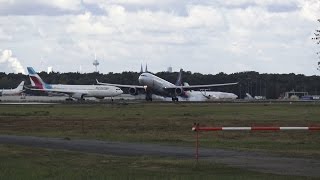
[172,97,179,102]
[65,98,74,101]
[145,91,153,101]
[77,95,85,102]
[146,96,153,101]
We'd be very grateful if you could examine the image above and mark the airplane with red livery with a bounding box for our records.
[27,67,123,101]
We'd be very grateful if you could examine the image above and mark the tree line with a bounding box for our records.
[0,70,319,99]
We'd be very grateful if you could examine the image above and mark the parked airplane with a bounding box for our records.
[27,67,123,101]
[97,69,238,101]
[0,81,24,96]
[180,83,238,101]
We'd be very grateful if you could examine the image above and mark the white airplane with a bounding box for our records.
[27,67,123,101]
[134,81,237,101]
[0,81,24,96]
[180,83,238,101]
[97,69,238,101]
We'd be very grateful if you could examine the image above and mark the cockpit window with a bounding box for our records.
[140,75,147,77]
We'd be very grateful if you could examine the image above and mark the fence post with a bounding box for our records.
[193,123,200,162]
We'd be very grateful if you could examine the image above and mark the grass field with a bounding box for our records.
[0,102,320,157]
[0,144,316,180]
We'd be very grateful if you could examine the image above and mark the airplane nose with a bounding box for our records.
[138,76,143,84]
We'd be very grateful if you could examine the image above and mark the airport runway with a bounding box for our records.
[0,135,319,177]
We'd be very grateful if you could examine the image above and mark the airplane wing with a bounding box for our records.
[165,82,239,91]
[96,79,145,89]
[182,82,239,90]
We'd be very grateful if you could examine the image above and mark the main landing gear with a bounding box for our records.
[172,97,179,102]
[65,97,74,101]
[145,91,153,101]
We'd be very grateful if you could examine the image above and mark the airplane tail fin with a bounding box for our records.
[175,69,183,86]
[15,81,24,91]
[27,67,48,89]
[245,93,254,99]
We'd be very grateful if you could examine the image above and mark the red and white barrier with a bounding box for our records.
[192,126,320,131]
[192,123,320,161]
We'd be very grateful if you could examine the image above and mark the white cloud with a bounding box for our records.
[67,4,224,41]
[84,0,177,7]
[0,28,12,40]
[66,12,115,35]
[40,0,82,11]
[0,50,25,74]
[0,0,83,15]
[221,0,295,6]
[299,0,320,21]
[0,1,319,75]
[0,0,14,3]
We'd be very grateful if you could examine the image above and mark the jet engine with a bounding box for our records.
[129,87,138,95]
[72,93,85,100]
[175,87,184,96]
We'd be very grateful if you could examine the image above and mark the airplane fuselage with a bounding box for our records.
[137,72,237,100]
[44,84,123,98]
[138,72,177,97]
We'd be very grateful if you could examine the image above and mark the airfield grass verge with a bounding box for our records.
[0,144,315,180]
[0,103,320,157]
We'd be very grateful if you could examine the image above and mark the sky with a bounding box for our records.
[0,0,320,75]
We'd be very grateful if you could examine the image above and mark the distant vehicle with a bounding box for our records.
[301,95,313,100]
[0,81,24,96]
[97,68,238,101]
[27,67,123,101]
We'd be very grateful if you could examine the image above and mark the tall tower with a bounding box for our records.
[93,53,99,72]
[145,63,148,72]
[140,63,143,73]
